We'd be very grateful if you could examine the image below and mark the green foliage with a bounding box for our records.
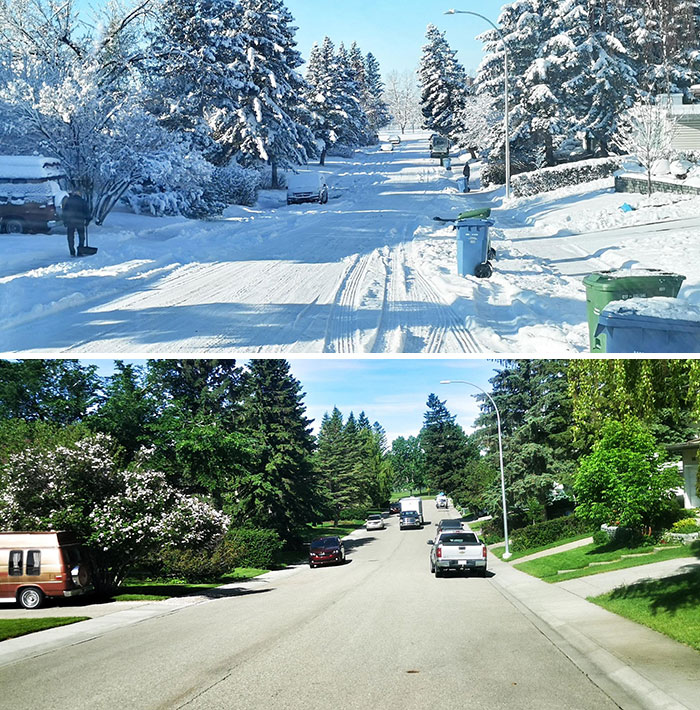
[0,419,91,463]
[568,360,699,452]
[420,393,478,494]
[338,505,371,520]
[510,515,594,552]
[225,528,283,568]
[474,361,577,517]
[480,517,505,544]
[671,518,700,534]
[0,359,99,424]
[451,458,497,515]
[592,529,610,546]
[155,540,242,582]
[391,435,426,492]
[574,418,681,531]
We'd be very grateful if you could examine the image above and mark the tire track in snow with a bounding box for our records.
[377,241,481,353]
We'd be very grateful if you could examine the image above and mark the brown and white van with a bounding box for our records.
[0,532,93,609]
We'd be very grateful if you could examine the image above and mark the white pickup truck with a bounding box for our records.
[428,530,487,577]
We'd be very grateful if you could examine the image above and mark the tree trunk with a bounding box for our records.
[271,161,279,190]
[320,146,327,166]
[647,168,653,196]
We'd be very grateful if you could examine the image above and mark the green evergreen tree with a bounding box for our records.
[234,359,320,541]
[419,393,477,494]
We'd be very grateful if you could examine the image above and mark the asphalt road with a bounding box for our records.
[1,513,620,710]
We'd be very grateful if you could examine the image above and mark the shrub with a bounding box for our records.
[509,515,594,553]
[327,143,356,158]
[338,506,370,521]
[592,529,610,546]
[225,528,283,569]
[156,542,240,582]
[671,519,700,534]
[206,165,261,207]
[510,156,623,197]
[480,517,504,544]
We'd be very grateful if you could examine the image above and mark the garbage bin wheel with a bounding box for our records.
[488,247,497,260]
[474,262,493,279]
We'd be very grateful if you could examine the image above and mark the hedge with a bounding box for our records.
[509,515,594,553]
[225,528,284,569]
[510,156,623,197]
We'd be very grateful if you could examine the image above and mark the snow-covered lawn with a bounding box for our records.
[1,132,699,354]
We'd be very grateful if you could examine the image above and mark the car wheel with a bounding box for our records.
[3,217,25,234]
[430,559,435,573]
[320,190,328,205]
[18,587,44,609]
[434,567,442,578]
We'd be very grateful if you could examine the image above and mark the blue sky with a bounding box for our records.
[286,0,506,76]
[84,358,501,443]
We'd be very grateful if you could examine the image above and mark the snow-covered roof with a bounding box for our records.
[0,156,65,181]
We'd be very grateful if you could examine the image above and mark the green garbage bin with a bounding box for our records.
[583,269,686,352]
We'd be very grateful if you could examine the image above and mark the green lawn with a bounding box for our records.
[0,617,89,642]
[113,568,267,601]
[515,540,700,583]
[302,519,366,540]
[591,567,700,651]
[490,533,593,561]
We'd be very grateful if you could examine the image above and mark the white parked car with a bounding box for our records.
[365,514,385,531]
[286,173,329,205]
[389,135,401,145]
[380,143,394,152]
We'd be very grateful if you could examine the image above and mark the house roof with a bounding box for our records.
[667,437,700,452]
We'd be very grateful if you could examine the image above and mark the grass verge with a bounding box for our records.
[515,540,699,583]
[591,566,700,651]
[113,568,267,601]
[490,533,593,561]
[0,617,89,642]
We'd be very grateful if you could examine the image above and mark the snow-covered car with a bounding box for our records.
[0,156,68,234]
[286,173,329,205]
[380,143,394,152]
[389,135,401,145]
[365,514,385,531]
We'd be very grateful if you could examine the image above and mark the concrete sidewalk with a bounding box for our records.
[489,554,700,710]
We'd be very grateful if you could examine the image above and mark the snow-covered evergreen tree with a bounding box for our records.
[146,0,248,165]
[364,52,391,133]
[418,24,468,140]
[234,0,316,186]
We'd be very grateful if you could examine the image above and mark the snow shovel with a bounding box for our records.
[77,222,98,257]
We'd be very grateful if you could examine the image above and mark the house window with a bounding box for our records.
[26,550,41,576]
[9,550,23,576]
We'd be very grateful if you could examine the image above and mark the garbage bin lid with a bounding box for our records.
[456,218,495,227]
[583,268,686,290]
[598,297,700,331]
[457,208,492,220]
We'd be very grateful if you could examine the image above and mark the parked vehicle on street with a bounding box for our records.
[389,135,401,145]
[389,501,401,515]
[287,172,329,205]
[380,143,394,152]
[399,511,422,530]
[0,156,68,234]
[365,514,385,531]
[399,496,424,523]
[309,536,345,567]
[435,518,463,536]
[0,531,93,609]
[430,135,450,159]
[428,531,487,577]
[436,493,448,508]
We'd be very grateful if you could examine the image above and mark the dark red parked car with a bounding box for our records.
[309,536,345,568]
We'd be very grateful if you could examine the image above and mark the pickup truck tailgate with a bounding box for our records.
[435,532,487,569]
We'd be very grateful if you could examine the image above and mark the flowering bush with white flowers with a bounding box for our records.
[0,435,229,592]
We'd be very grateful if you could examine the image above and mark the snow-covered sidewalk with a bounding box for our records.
[2,133,699,354]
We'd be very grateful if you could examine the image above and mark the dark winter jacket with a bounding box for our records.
[62,195,90,225]
[462,162,471,179]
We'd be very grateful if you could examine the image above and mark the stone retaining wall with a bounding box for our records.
[615,174,700,196]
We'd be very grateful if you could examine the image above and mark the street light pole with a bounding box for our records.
[445,9,511,200]
[440,379,511,558]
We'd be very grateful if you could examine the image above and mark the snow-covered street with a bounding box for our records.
[2,133,699,354]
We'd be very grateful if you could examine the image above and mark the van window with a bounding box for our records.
[9,550,23,576]
[62,546,82,568]
[26,550,41,576]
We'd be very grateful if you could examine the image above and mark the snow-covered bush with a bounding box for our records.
[207,165,261,207]
[510,157,624,197]
[327,143,357,158]
[257,166,288,190]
